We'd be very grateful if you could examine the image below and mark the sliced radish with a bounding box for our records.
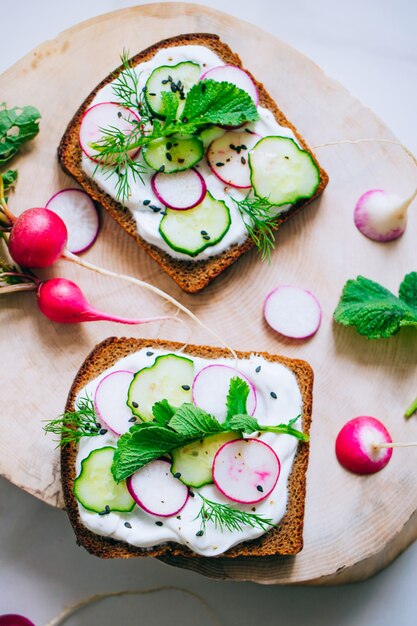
[192,365,257,421]
[46,188,100,254]
[79,102,140,162]
[207,130,260,188]
[201,65,259,105]
[263,285,322,339]
[94,370,135,436]
[151,169,206,210]
[335,416,393,475]
[127,459,189,517]
[213,438,280,504]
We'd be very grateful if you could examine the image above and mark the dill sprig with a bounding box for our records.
[233,195,281,262]
[195,495,275,535]
[44,396,102,446]
[112,49,143,111]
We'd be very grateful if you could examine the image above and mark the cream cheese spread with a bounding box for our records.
[81,45,296,261]
[76,348,303,557]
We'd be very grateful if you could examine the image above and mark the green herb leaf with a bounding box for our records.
[1,169,17,193]
[232,195,279,262]
[398,272,417,313]
[0,103,41,166]
[334,275,417,339]
[160,91,180,125]
[43,396,100,446]
[227,413,259,434]
[229,413,308,441]
[179,80,258,133]
[226,377,249,420]
[168,403,222,438]
[196,495,275,535]
[152,399,177,425]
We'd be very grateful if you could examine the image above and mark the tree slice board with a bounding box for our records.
[0,3,416,585]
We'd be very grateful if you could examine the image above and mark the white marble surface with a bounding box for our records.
[1,1,416,624]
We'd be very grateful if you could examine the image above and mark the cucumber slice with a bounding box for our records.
[199,125,225,149]
[145,62,201,118]
[143,136,204,173]
[159,191,231,257]
[74,447,135,514]
[128,354,194,422]
[171,431,242,488]
[249,136,320,206]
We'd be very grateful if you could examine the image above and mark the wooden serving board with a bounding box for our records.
[0,3,416,585]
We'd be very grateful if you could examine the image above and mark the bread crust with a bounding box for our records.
[62,337,313,559]
[58,33,329,293]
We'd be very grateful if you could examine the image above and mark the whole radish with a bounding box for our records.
[335,416,393,475]
[354,188,417,242]
[8,207,68,268]
[0,616,35,626]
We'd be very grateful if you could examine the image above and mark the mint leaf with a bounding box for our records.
[399,272,417,313]
[0,104,41,165]
[334,275,416,339]
[227,413,259,434]
[178,80,258,133]
[160,91,179,125]
[152,399,177,425]
[229,413,308,441]
[226,377,249,420]
[168,404,222,438]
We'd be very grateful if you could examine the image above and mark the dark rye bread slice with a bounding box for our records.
[62,337,313,559]
[58,33,328,293]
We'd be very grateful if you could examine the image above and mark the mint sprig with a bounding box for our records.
[334,273,417,339]
[111,377,307,482]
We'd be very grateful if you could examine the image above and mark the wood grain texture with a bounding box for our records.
[0,3,416,584]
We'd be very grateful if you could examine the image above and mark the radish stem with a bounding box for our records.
[0,282,37,294]
[0,176,17,225]
[405,396,417,419]
[313,138,417,169]
[63,250,237,360]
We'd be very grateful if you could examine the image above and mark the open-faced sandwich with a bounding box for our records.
[59,33,328,292]
[60,338,312,558]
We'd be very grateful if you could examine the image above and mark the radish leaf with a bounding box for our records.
[0,103,41,166]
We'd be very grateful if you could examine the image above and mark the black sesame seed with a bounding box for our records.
[167,75,173,82]
[255,365,261,373]
[124,522,132,528]
[150,205,161,213]
[98,510,107,516]
[166,153,172,161]
[105,505,110,513]
[257,485,264,492]
[236,146,242,154]
[284,155,290,160]
[176,515,181,520]
[241,144,247,150]
[96,423,102,429]
[143,199,151,205]
[100,428,108,435]
[241,156,246,165]
[270,391,277,399]
[202,234,210,241]
[155,521,163,527]
[132,401,139,408]
[174,472,181,479]
[178,158,185,164]
[189,491,195,498]
[229,144,237,150]
[181,384,190,391]
[117,111,122,118]
[161,79,168,84]
[200,230,208,235]
[196,530,204,537]
[216,162,224,167]
[160,210,167,216]
[146,351,154,356]
[245,128,255,134]
[170,83,177,93]
[148,92,157,96]
[159,165,165,172]
[166,142,172,150]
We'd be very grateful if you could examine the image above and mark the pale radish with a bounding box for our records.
[127,459,189,516]
[335,416,393,475]
[263,285,322,339]
[46,188,100,253]
[94,371,135,435]
[192,365,257,421]
[79,102,140,162]
[207,130,260,188]
[151,169,206,210]
[354,188,417,242]
[201,66,259,105]
[212,438,280,504]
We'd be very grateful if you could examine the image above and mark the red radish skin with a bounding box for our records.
[212,438,280,504]
[263,285,322,339]
[37,278,176,326]
[79,102,140,162]
[151,169,207,210]
[201,66,259,105]
[46,188,100,254]
[353,188,417,242]
[207,130,261,188]
[94,370,135,435]
[192,365,257,421]
[8,208,68,268]
[335,416,393,475]
[0,617,35,626]
[127,459,189,517]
